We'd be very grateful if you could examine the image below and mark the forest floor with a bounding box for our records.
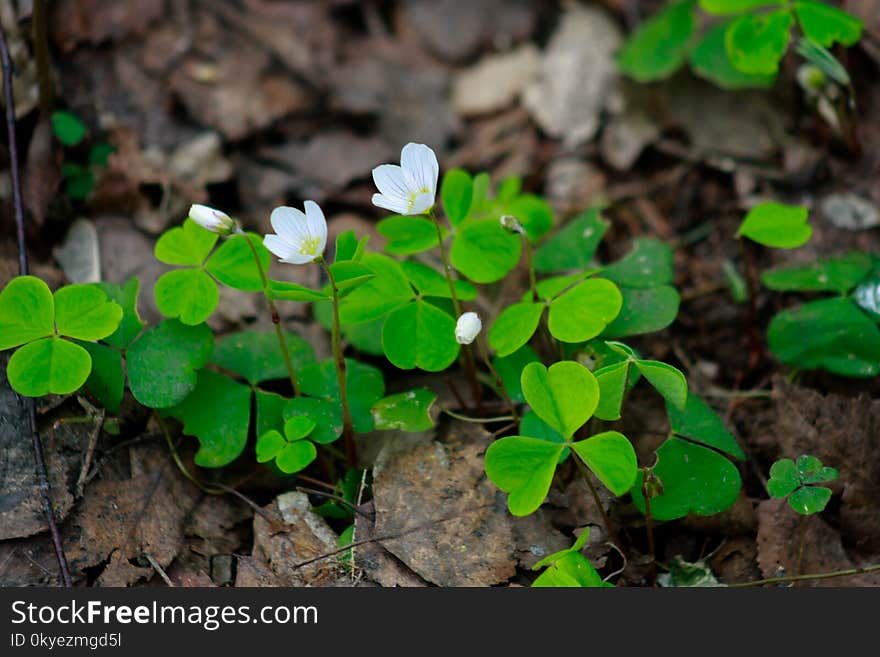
[2,0,880,587]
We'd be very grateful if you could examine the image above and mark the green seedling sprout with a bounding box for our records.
[767,454,839,575]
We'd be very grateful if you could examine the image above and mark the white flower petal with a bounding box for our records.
[409,191,436,216]
[303,200,328,241]
[280,251,317,265]
[401,143,438,196]
[263,234,298,261]
[372,164,411,202]
[372,193,411,216]
[270,206,309,242]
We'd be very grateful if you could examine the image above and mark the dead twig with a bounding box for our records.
[0,22,72,588]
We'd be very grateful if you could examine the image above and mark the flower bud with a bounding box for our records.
[189,204,237,235]
[455,312,482,345]
[500,214,525,235]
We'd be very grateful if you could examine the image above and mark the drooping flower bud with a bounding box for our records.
[455,312,482,345]
[189,204,237,235]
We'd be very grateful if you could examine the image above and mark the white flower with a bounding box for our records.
[189,204,236,234]
[263,201,328,265]
[455,312,482,345]
[372,142,439,216]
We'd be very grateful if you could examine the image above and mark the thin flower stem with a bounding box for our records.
[728,562,880,588]
[427,207,482,408]
[320,259,356,468]
[441,408,515,423]
[796,514,807,580]
[476,337,519,422]
[240,231,300,396]
[523,235,538,303]
[572,451,625,554]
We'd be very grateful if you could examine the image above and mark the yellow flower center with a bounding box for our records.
[299,237,322,256]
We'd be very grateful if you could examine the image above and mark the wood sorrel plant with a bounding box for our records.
[0,140,750,586]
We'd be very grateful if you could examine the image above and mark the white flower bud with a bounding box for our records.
[500,214,525,235]
[189,204,237,234]
[455,312,482,345]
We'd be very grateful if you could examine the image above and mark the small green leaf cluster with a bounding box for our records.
[618,0,862,90]
[767,454,838,514]
[50,110,114,200]
[531,530,612,587]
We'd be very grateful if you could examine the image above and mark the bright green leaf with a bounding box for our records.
[489,302,545,357]
[400,261,476,300]
[634,360,687,410]
[572,431,638,496]
[617,0,696,82]
[155,219,219,266]
[548,278,622,343]
[205,232,269,292]
[793,1,863,47]
[338,253,414,325]
[594,360,630,421]
[521,361,599,439]
[382,300,460,372]
[484,436,565,516]
[94,278,144,348]
[699,0,781,14]
[441,169,474,225]
[7,337,91,396]
[267,280,330,302]
[256,430,286,463]
[737,202,811,248]
[154,268,219,325]
[725,9,794,75]
[54,285,122,342]
[450,219,522,284]
[0,276,55,350]
[284,415,317,441]
[377,216,444,255]
[690,22,776,89]
[276,440,318,474]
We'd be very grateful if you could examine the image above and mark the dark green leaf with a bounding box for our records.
[534,209,609,273]
[167,370,251,467]
[631,437,742,520]
[126,320,213,409]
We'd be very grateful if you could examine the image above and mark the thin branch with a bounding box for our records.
[0,23,72,587]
